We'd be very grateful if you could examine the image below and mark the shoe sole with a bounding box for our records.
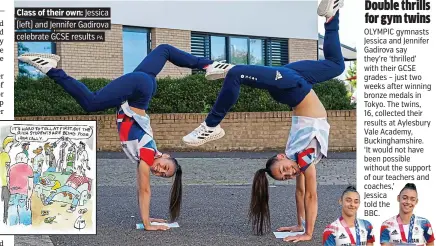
[205,71,227,81]
[318,0,344,17]
[19,53,61,62]
[183,128,226,147]
[317,0,334,17]
[205,65,234,81]
[18,53,60,73]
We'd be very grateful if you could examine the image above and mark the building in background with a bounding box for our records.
[318,34,357,62]
[14,1,321,79]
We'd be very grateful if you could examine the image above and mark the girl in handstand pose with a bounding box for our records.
[18,44,223,231]
[183,0,345,242]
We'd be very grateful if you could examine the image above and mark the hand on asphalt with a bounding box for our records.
[283,233,312,243]
[144,225,170,231]
[149,218,167,223]
[277,225,304,232]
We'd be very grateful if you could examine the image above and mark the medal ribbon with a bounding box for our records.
[339,216,360,245]
[397,214,415,243]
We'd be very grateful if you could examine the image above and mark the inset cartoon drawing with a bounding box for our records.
[0,121,96,235]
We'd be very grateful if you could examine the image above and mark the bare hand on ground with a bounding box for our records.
[277,225,304,232]
[144,225,170,231]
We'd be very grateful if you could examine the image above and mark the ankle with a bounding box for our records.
[45,67,57,75]
[202,61,214,69]
[203,122,217,128]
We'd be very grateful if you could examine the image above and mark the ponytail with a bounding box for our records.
[249,168,271,235]
[169,158,182,222]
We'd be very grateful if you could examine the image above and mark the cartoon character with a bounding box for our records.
[44,137,63,172]
[57,142,68,173]
[1,136,13,224]
[65,145,76,175]
[40,172,92,213]
[21,142,30,158]
[77,142,90,177]
[78,190,91,206]
[31,146,44,186]
[8,152,33,226]
[33,174,55,198]
[66,138,90,177]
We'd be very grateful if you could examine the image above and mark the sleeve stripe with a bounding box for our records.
[380,225,390,243]
[139,148,155,166]
[323,230,335,245]
[367,235,375,243]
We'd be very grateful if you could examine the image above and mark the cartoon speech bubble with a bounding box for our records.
[10,124,93,142]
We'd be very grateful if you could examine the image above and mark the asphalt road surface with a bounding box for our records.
[15,152,356,246]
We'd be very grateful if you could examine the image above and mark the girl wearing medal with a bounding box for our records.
[323,186,375,246]
[380,183,434,246]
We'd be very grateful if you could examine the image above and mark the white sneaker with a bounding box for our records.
[317,0,344,22]
[182,122,225,146]
[18,53,60,74]
[205,61,234,81]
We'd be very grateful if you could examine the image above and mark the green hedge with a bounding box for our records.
[14,74,353,117]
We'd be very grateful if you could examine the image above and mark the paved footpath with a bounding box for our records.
[15,152,356,246]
